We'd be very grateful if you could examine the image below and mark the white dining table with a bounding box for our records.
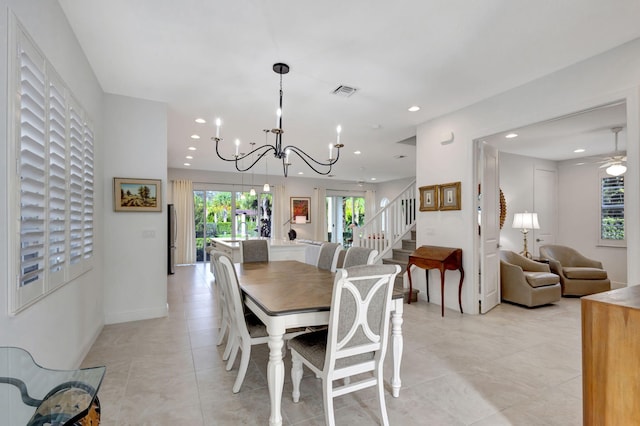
[234,260,404,426]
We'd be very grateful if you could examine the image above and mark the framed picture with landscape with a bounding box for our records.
[114,177,162,212]
[290,197,311,223]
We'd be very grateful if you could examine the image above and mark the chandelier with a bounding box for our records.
[212,63,344,177]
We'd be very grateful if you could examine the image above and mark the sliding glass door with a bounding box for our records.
[194,188,273,262]
[326,195,365,247]
[194,190,232,261]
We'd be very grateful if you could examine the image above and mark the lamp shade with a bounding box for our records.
[512,212,540,230]
[295,215,306,224]
[606,163,627,176]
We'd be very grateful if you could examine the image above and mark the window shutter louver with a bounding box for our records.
[48,74,68,287]
[83,123,94,261]
[18,41,46,295]
[68,102,84,272]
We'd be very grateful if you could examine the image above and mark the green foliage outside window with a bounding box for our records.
[601,176,624,241]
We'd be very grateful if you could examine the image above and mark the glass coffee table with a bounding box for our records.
[1,347,105,425]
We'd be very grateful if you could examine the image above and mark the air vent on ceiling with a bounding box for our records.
[332,85,357,97]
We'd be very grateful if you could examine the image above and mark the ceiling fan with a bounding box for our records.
[596,126,626,176]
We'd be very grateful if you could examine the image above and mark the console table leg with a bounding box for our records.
[439,269,445,317]
[407,266,414,304]
[425,269,430,302]
[458,268,465,314]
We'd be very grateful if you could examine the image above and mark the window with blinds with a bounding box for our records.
[9,19,95,313]
[600,173,625,246]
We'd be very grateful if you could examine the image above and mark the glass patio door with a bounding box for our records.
[194,190,232,262]
[326,195,365,247]
[194,188,273,262]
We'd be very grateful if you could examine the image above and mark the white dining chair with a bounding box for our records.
[240,239,269,263]
[342,247,378,268]
[316,242,342,272]
[210,253,232,355]
[336,248,346,269]
[213,253,269,392]
[215,253,307,393]
[288,264,401,426]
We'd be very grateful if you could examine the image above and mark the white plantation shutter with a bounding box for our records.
[68,101,84,275]
[83,122,94,263]
[48,72,68,288]
[17,36,46,305]
[10,19,95,312]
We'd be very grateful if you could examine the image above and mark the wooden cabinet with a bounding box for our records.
[582,286,640,425]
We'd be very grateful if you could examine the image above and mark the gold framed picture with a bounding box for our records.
[419,185,439,211]
[439,181,461,211]
[113,177,162,212]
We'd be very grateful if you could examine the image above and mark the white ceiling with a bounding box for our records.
[480,101,627,162]
[58,0,640,182]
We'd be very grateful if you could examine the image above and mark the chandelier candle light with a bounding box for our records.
[212,63,344,177]
[512,212,540,259]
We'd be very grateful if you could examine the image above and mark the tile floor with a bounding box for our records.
[82,263,583,425]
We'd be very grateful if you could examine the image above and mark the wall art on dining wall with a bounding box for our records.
[114,177,162,212]
[290,197,311,223]
[419,185,439,211]
[439,181,461,211]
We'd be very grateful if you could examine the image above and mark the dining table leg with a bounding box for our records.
[390,298,403,398]
[266,319,286,426]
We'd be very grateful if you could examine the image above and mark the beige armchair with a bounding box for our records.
[538,245,611,296]
[500,250,561,307]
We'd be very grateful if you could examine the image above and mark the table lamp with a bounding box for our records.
[512,212,539,258]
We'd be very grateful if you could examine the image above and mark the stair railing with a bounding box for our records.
[353,180,416,261]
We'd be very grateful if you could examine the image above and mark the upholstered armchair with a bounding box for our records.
[538,245,611,296]
[499,250,561,307]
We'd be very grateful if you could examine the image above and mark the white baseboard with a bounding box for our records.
[105,304,169,325]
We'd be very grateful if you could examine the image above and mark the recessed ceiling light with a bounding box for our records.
[354,151,361,155]
[190,134,200,139]
[298,172,304,175]
[370,177,377,181]
[505,133,518,139]
[195,118,206,124]
[188,146,197,151]
[408,106,420,112]
[185,155,193,159]
[184,163,191,166]
[573,148,585,153]
[575,162,586,166]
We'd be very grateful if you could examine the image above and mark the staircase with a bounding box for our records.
[382,229,419,303]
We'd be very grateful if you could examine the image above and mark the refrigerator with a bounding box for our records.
[168,204,177,274]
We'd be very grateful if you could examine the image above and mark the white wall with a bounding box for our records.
[0,1,105,368]
[557,160,627,285]
[375,177,415,206]
[499,153,558,254]
[103,94,168,324]
[416,38,640,314]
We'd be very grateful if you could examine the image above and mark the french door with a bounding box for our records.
[193,189,273,262]
[326,195,365,247]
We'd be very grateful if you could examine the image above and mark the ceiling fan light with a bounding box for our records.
[606,163,627,176]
